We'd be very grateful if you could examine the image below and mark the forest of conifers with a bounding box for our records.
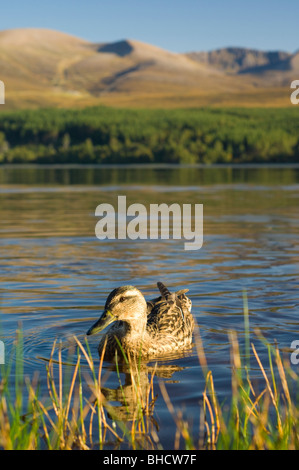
[0,106,298,164]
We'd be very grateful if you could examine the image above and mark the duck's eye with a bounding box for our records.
[119,296,126,302]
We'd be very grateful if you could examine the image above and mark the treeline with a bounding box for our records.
[0,106,298,164]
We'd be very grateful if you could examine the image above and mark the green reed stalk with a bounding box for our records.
[1,325,298,450]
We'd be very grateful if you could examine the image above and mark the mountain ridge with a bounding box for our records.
[0,28,297,108]
[185,47,292,74]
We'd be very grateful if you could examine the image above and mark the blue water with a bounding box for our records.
[0,165,298,448]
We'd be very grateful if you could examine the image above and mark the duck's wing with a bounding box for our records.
[147,296,179,333]
[157,281,172,299]
[176,288,189,296]
[157,282,189,299]
[157,281,192,319]
[146,283,189,315]
[147,282,194,337]
[146,296,162,315]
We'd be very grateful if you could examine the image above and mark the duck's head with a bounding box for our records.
[86,286,147,336]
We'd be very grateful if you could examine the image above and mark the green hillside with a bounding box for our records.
[0,106,299,164]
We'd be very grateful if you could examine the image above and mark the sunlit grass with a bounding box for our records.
[0,324,298,450]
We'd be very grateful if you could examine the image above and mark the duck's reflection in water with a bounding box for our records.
[100,352,189,425]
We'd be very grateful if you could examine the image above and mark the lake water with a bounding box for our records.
[0,164,299,449]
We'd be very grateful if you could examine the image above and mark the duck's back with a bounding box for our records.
[146,282,194,353]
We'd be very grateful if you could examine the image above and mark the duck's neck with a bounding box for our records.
[122,315,148,343]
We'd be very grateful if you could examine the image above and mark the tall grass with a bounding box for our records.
[0,328,298,450]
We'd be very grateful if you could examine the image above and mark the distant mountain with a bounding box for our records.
[184,47,299,87]
[185,47,291,73]
[0,28,297,109]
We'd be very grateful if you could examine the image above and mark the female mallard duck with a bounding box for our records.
[86,282,194,360]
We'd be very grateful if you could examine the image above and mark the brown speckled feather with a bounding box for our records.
[146,282,194,354]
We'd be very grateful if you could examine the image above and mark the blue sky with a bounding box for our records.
[1,0,298,53]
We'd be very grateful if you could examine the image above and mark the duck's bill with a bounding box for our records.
[86,310,115,336]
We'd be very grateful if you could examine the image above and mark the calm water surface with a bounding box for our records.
[0,165,298,448]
